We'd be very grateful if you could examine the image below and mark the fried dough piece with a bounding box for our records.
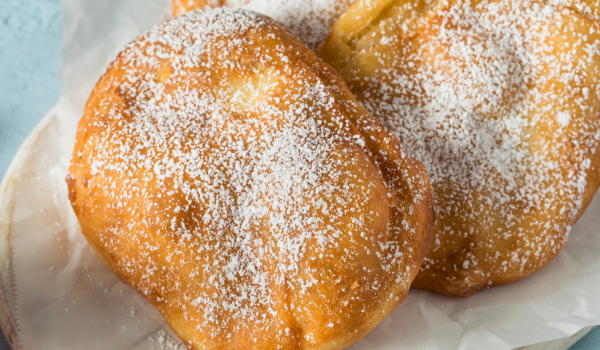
[171,0,356,49]
[172,0,216,16]
[67,9,433,349]
[319,0,600,297]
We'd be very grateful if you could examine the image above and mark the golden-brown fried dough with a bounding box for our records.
[67,8,433,349]
[172,0,217,16]
[319,0,600,297]
[172,0,356,49]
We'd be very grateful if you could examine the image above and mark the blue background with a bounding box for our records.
[0,0,598,349]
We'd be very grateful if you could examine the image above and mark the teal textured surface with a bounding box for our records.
[0,0,598,349]
[0,0,62,180]
[571,328,600,350]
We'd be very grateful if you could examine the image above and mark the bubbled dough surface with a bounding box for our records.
[67,9,432,350]
[319,0,600,297]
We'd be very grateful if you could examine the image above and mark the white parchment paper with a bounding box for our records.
[7,0,600,348]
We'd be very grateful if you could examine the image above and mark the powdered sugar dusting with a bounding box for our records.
[68,8,428,346]
[173,0,357,49]
[229,0,356,48]
[325,0,600,293]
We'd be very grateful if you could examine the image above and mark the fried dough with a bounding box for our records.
[171,0,356,49]
[319,0,600,297]
[67,8,433,349]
